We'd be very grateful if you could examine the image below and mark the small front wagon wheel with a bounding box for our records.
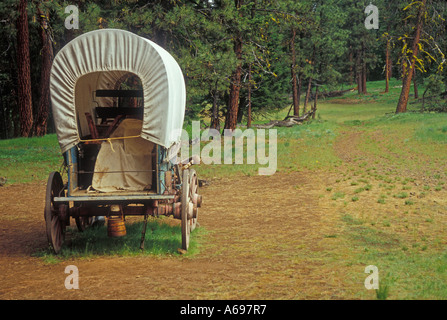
[75,216,92,232]
[44,172,66,254]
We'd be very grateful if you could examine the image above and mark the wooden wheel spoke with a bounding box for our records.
[187,169,199,233]
[44,172,66,254]
[181,169,191,250]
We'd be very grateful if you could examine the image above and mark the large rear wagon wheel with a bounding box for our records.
[189,169,199,232]
[181,169,191,250]
[44,172,66,254]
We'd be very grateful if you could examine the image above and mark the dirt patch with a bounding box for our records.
[327,98,362,105]
[333,129,365,162]
[0,170,364,300]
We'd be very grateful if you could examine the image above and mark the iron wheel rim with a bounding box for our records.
[44,172,65,254]
[181,169,190,250]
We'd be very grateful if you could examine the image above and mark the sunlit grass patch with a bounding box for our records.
[354,247,447,299]
[0,134,61,184]
[196,120,342,180]
[331,191,346,201]
[36,217,206,262]
[394,192,408,199]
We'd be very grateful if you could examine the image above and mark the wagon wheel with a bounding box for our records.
[174,163,181,185]
[181,169,191,250]
[189,169,199,232]
[44,172,66,254]
[75,216,92,232]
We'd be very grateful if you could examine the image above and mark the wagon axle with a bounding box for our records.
[65,196,201,219]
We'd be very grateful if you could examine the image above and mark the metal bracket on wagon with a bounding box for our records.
[181,155,201,170]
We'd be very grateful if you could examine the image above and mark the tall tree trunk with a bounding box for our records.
[396,0,426,114]
[35,7,54,136]
[413,69,419,99]
[356,49,363,94]
[384,20,392,93]
[16,0,33,137]
[362,62,367,94]
[13,96,20,137]
[211,80,220,130]
[312,85,318,120]
[0,86,5,139]
[297,72,303,107]
[362,41,367,94]
[290,28,299,116]
[224,36,242,130]
[349,46,354,85]
[303,77,312,114]
[237,94,244,124]
[247,63,252,128]
[224,0,243,131]
[385,37,390,93]
[402,58,407,85]
[304,46,316,113]
[389,58,393,79]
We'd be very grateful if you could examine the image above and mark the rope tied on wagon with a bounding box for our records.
[79,135,141,152]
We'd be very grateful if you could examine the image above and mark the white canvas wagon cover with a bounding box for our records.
[50,29,186,154]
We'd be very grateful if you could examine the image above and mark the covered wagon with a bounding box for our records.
[45,29,201,254]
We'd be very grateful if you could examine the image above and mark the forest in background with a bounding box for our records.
[0,0,446,140]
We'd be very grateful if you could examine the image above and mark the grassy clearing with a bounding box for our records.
[319,112,447,298]
[2,79,447,299]
[191,119,341,180]
[293,79,447,299]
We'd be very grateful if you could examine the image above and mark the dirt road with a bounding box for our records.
[0,168,368,300]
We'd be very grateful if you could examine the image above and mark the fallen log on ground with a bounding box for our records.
[410,93,447,105]
[253,111,314,129]
[311,87,355,100]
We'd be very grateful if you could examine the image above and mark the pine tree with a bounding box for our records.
[16,0,33,137]
[395,0,446,113]
[34,4,54,136]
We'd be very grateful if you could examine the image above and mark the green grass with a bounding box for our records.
[197,119,342,179]
[331,191,346,200]
[363,249,447,299]
[394,192,408,199]
[376,284,390,300]
[313,79,411,122]
[341,214,447,299]
[0,134,61,184]
[414,119,447,144]
[35,217,206,262]
[341,214,364,225]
